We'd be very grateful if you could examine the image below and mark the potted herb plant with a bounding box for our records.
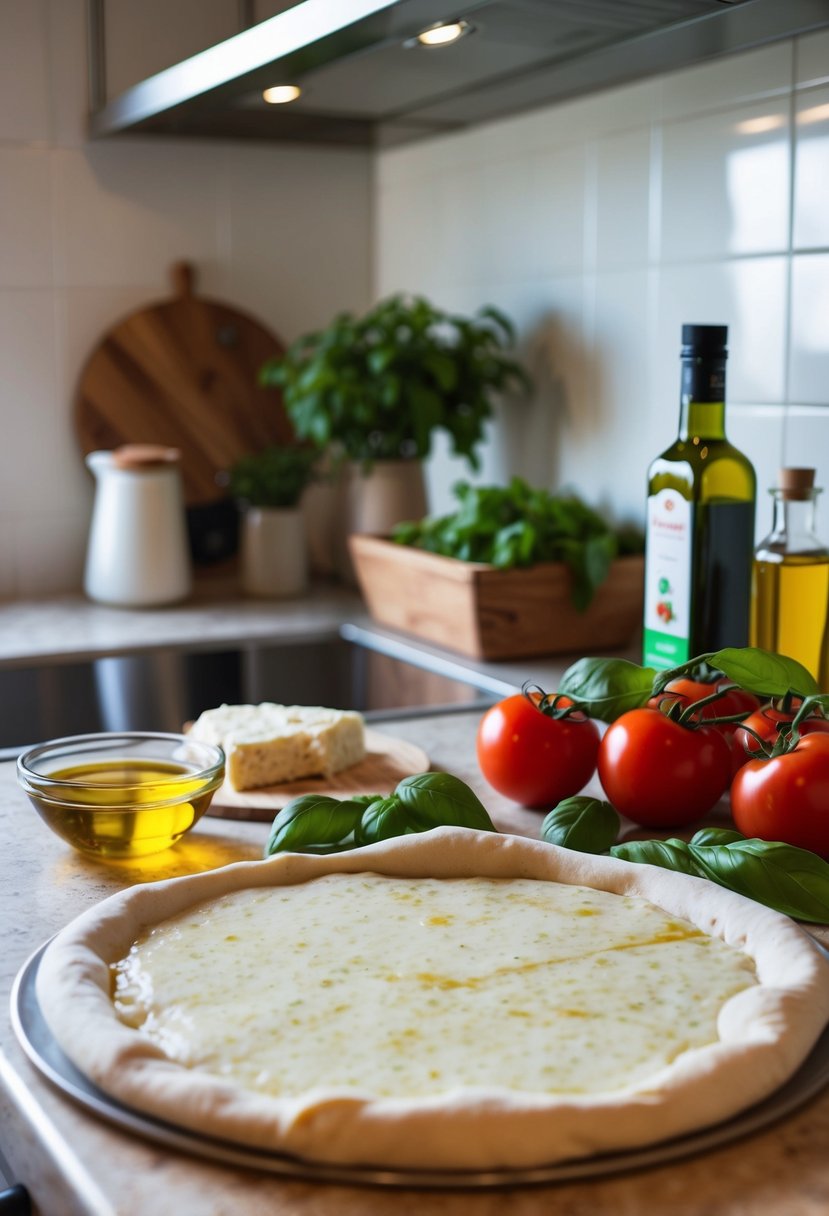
[228,445,318,598]
[259,294,531,554]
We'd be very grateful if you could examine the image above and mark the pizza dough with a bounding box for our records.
[36,828,829,1171]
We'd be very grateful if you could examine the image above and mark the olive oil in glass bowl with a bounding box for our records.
[17,732,225,859]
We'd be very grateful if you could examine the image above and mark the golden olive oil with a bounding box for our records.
[752,556,829,683]
[31,759,215,858]
[750,470,829,685]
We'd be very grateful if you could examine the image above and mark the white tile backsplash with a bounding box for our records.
[0,147,52,287]
[594,128,652,270]
[3,7,829,596]
[782,251,826,403]
[796,29,829,89]
[782,407,829,490]
[52,142,222,289]
[660,101,790,261]
[0,0,50,144]
[661,43,793,121]
[793,85,829,249]
[654,259,788,405]
[789,253,829,404]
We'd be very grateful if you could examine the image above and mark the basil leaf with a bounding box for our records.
[690,827,746,848]
[709,647,820,699]
[359,796,413,844]
[559,657,655,723]
[610,837,704,877]
[395,772,496,831]
[265,795,366,856]
[689,839,829,923]
[541,797,620,854]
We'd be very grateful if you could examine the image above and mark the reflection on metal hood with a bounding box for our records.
[89,0,829,148]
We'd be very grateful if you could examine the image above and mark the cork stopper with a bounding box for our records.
[113,444,181,470]
[777,467,816,501]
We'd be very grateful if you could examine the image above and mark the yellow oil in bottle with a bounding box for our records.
[751,555,829,682]
[32,759,215,859]
[750,469,829,686]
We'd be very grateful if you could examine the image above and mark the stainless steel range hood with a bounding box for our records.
[88,0,829,148]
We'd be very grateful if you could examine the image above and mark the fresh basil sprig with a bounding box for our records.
[653,647,819,699]
[264,773,495,857]
[560,646,820,725]
[557,657,655,723]
[541,797,620,854]
[611,829,829,923]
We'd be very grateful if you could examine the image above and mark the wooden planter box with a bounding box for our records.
[349,534,645,661]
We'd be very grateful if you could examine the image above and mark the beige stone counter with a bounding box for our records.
[0,581,362,669]
[2,710,829,1215]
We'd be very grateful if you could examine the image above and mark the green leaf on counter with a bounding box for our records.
[612,829,829,923]
[358,796,411,844]
[558,656,655,722]
[610,837,704,877]
[395,772,496,832]
[541,797,620,854]
[690,827,746,848]
[264,773,495,857]
[265,795,366,856]
[688,839,829,923]
[708,647,820,699]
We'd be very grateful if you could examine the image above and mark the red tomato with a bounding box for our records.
[734,705,829,757]
[476,694,600,809]
[730,733,829,856]
[648,678,761,777]
[597,707,732,828]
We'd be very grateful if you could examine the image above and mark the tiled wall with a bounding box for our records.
[0,0,372,597]
[374,31,829,540]
[3,3,828,599]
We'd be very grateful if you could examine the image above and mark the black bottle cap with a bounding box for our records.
[681,324,728,357]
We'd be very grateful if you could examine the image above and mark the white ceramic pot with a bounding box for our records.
[84,446,192,608]
[240,506,308,598]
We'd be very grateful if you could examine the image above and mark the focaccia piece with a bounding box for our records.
[188,703,365,790]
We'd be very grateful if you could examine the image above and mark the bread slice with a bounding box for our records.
[188,703,365,791]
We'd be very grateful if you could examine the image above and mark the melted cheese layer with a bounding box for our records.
[112,874,757,1099]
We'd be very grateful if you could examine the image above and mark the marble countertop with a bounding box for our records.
[3,709,829,1215]
[0,581,638,701]
[0,581,362,669]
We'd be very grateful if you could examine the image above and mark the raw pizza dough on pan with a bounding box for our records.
[36,828,829,1171]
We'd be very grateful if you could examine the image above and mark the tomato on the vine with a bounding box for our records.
[648,677,761,777]
[476,693,600,809]
[597,707,732,828]
[730,733,829,856]
[734,704,829,757]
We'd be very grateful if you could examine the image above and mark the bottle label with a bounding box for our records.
[643,488,693,670]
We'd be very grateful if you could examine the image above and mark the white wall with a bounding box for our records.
[3,5,829,599]
[0,0,372,596]
[375,31,829,539]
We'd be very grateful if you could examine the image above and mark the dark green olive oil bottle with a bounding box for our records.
[643,325,756,671]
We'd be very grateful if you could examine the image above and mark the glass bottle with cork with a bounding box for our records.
[750,467,829,686]
[643,324,756,671]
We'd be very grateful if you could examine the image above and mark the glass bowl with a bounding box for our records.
[17,732,225,859]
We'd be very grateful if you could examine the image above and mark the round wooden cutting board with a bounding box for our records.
[74,262,294,508]
[206,729,431,822]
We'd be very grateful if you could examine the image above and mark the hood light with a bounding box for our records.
[263,84,302,105]
[411,20,472,48]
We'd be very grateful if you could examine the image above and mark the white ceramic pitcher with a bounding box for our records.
[84,445,192,607]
